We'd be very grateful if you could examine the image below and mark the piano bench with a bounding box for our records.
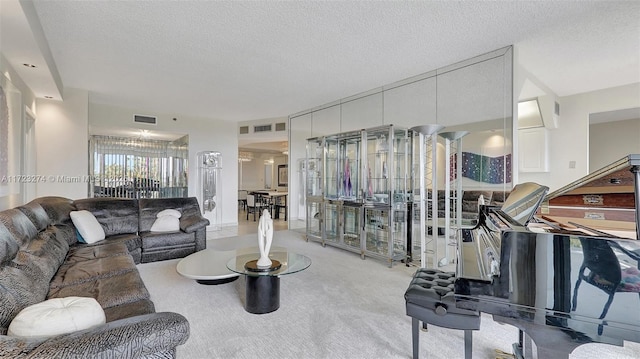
[405,268,480,359]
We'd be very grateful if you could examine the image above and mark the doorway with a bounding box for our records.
[237,142,288,234]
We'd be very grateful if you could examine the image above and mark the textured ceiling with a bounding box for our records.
[8,1,640,123]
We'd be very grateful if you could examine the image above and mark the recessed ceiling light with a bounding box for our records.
[23,63,37,68]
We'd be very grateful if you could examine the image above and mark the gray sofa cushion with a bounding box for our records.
[72,232,141,253]
[48,270,151,309]
[180,215,209,233]
[139,231,195,251]
[66,241,131,262]
[0,261,46,333]
[50,254,136,289]
[33,196,75,226]
[17,201,50,231]
[24,228,69,279]
[103,299,156,322]
[74,198,139,236]
[0,209,39,247]
[0,222,18,265]
[0,225,69,333]
[0,251,57,333]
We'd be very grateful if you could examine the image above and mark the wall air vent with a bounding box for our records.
[275,122,286,131]
[239,126,249,134]
[133,114,157,125]
[254,124,272,133]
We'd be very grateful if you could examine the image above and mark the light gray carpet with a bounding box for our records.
[138,230,640,359]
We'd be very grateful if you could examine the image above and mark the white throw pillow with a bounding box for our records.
[150,215,180,232]
[70,210,105,244]
[157,209,181,218]
[8,297,106,338]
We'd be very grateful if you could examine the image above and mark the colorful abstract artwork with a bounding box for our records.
[450,152,512,184]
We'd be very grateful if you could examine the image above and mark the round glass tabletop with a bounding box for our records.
[226,247,311,277]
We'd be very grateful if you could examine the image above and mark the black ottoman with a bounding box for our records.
[405,268,480,359]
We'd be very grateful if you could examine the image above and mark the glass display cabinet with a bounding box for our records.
[362,125,412,266]
[306,125,413,266]
[323,129,364,253]
[305,137,324,243]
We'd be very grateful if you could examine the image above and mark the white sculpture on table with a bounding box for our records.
[257,209,274,267]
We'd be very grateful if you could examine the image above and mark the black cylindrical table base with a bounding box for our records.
[245,275,280,314]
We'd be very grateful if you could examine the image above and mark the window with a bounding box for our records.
[90,135,189,198]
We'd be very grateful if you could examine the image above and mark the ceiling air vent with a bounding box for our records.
[133,114,157,125]
[275,122,286,131]
[254,124,272,133]
[239,126,249,134]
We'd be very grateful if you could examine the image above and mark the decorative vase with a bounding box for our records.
[257,209,273,267]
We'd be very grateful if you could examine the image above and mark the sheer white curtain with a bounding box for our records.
[89,135,188,198]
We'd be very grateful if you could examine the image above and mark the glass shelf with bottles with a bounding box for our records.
[324,129,363,202]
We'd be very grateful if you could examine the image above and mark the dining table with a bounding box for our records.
[251,190,287,221]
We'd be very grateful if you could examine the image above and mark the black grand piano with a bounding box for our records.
[455,154,640,358]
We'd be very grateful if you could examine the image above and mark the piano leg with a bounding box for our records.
[412,318,419,359]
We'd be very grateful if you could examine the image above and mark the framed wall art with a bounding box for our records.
[278,164,288,187]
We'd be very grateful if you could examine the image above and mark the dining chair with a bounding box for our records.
[238,190,248,210]
[246,194,267,221]
[272,195,287,220]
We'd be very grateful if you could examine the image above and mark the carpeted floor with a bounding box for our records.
[137,230,640,359]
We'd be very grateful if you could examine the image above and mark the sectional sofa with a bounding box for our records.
[0,196,209,358]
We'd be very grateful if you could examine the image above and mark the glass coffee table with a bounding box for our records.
[227,247,311,314]
[176,248,240,285]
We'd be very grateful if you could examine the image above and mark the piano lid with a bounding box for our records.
[539,154,640,240]
[501,182,549,226]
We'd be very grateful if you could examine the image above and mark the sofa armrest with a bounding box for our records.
[1,312,189,359]
[180,215,209,233]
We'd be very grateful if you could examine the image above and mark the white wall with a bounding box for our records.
[519,83,640,191]
[35,88,89,200]
[89,103,239,227]
[239,152,287,191]
[0,55,36,210]
[590,117,640,170]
